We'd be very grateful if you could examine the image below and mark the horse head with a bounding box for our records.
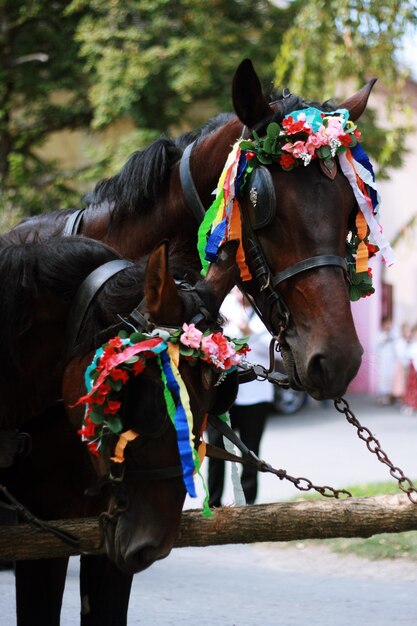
[63,240,239,574]
[225,60,378,400]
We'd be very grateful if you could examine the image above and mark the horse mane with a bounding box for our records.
[0,236,120,377]
[85,114,235,220]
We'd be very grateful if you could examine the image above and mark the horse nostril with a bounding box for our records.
[307,353,330,388]
[306,346,362,399]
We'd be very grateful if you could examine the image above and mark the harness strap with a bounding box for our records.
[179,142,206,223]
[65,259,133,357]
[63,208,86,236]
[126,465,184,481]
[272,255,347,286]
[0,483,80,548]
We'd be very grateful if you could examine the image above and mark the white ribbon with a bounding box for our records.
[221,412,246,506]
[338,152,395,267]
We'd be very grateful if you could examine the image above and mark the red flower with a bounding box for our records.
[282,116,309,135]
[132,359,146,376]
[354,128,361,140]
[245,151,256,160]
[108,336,124,349]
[368,267,373,278]
[104,400,122,415]
[90,393,106,406]
[339,133,353,147]
[87,441,100,457]
[366,243,378,257]
[96,383,112,395]
[78,416,97,439]
[279,153,296,169]
[110,368,130,383]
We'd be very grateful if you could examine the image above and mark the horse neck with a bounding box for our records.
[0,294,69,430]
[81,119,243,268]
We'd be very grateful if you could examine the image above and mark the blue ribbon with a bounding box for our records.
[160,351,197,497]
[205,217,227,262]
[351,143,378,211]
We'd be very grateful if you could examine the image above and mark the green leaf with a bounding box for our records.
[349,286,361,302]
[266,122,280,139]
[179,346,194,357]
[257,153,273,165]
[130,332,144,343]
[317,146,331,159]
[125,356,139,364]
[109,378,123,392]
[106,416,123,434]
[89,410,104,425]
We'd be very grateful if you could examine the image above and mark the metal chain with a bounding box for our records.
[257,459,352,499]
[334,397,417,505]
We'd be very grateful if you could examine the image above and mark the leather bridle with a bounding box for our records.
[179,140,348,337]
[66,258,237,492]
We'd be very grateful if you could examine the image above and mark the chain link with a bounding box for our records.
[258,461,352,499]
[334,397,417,505]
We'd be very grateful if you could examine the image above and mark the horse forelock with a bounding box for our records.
[253,91,338,136]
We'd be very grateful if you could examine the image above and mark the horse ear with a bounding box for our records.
[337,78,377,122]
[144,241,182,321]
[204,240,239,311]
[232,59,273,128]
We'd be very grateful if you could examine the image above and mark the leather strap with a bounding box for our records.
[272,255,347,287]
[66,259,133,356]
[63,208,86,236]
[179,142,206,223]
[126,465,184,481]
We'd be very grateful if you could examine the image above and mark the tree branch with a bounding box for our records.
[1,495,416,561]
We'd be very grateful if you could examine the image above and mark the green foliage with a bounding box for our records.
[68,0,287,130]
[274,0,417,176]
[0,0,91,217]
[0,0,416,224]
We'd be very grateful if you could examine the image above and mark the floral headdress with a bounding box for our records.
[73,323,249,505]
[197,106,394,301]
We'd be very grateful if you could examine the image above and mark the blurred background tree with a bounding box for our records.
[0,0,416,227]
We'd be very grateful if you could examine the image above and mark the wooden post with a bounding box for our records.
[0,494,416,561]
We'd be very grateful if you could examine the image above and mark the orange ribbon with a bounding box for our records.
[111,429,139,464]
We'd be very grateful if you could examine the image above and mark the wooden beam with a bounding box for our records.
[1,494,416,561]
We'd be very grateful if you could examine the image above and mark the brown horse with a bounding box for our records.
[4,59,377,400]
[0,235,238,624]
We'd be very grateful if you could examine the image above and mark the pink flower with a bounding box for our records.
[324,117,344,139]
[180,323,203,349]
[201,332,237,369]
[305,133,327,154]
[282,141,307,158]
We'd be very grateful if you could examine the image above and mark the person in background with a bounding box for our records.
[375,316,397,406]
[392,322,412,405]
[207,287,274,506]
[402,324,417,416]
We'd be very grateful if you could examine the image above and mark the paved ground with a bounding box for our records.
[1,393,417,625]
